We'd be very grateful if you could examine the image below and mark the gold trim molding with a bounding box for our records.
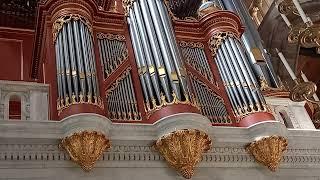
[60,131,111,171]
[246,136,288,172]
[155,129,212,179]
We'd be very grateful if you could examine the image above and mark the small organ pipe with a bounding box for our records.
[227,38,261,108]
[217,49,244,113]
[127,17,150,103]
[145,0,182,100]
[61,24,73,100]
[72,20,87,97]
[79,22,93,98]
[133,2,162,102]
[66,22,79,100]
[139,0,172,101]
[220,45,249,110]
[224,39,255,110]
[85,27,99,97]
[55,36,63,101]
[129,11,156,104]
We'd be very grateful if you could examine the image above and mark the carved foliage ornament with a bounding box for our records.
[155,129,212,179]
[53,14,92,42]
[122,0,135,16]
[277,0,299,15]
[246,136,288,172]
[208,32,236,57]
[60,131,111,171]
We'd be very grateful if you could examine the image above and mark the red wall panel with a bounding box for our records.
[0,27,35,81]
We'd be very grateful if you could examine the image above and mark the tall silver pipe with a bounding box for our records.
[55,35,63,101]
[139,0,172,101]
[57,34,67,101]
[220,44,249,109]
[216,54,238,114]
[72,20,86,97]
[132,2,161,102]
[61,24,73,100]
[217,50,244,113]
[222,0,279,87]
[127,17,150,103]
[66,22,79,100]
[224,39,255,110]
[228,38,262,108]
[98,39,107,76]
[79,22,93,98]
[145,0,182,100]
[129,11,157,104]
[234,39,266,107]
[155,0,188,96]
[85,27,99,97]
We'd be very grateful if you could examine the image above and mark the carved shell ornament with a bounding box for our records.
[60,131,111,171]
[155,129,212,179]
[246,136,288,172]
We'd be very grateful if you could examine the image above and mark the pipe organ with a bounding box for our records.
[34,0,276,127]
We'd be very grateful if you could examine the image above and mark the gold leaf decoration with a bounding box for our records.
[246,136,288,172]
[155,129,212,179]
[60,131,111,171]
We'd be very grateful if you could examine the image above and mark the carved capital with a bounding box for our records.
[246,136,288,171]
[155,129,212,179]
[60,131,111,171]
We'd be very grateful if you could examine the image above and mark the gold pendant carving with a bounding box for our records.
[246,136,288,172]
[155,129,212,179]
[290,81,317,102]
[60,131,111,172]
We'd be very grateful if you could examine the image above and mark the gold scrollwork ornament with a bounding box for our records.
[60,131,111,171]
[155,129,212,179]
[246,136,288,172]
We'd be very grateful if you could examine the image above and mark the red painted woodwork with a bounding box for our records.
[237,112,276,127]
[58,104,105,120]
[0,28,35,81]
[148,104,200,124]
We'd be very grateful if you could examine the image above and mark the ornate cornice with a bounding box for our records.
[174,10,244,40]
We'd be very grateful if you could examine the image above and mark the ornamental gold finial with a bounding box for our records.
[60,131,111,171]
[155,129,212,179]
[246,136,288,172]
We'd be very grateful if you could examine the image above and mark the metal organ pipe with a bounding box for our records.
[139,0,172,101]
[53,15,101,114]
[132,2,162,103]
[61,24,73,102]
[145,0,182,100]
[127,18,150,104]
[126,0,193,113]
[66,23,79,101]
[55,35,64,103]
[79,22,93,100]
[128,11,157,105]
[72,21,87,98]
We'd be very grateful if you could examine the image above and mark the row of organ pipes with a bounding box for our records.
[54,15,102,113]
[52,0,278,123]
[126,0,190,110]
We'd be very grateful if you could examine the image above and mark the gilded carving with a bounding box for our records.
[208,32,236,57]
[246,136,288,172]
[52,14,92,42]
[290,81,317,102]
[155,129,212,179]
[60,131,111,171]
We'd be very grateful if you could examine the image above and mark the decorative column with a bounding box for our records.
[220,0,279,88]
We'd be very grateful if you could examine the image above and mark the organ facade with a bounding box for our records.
[0,0,319,179]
